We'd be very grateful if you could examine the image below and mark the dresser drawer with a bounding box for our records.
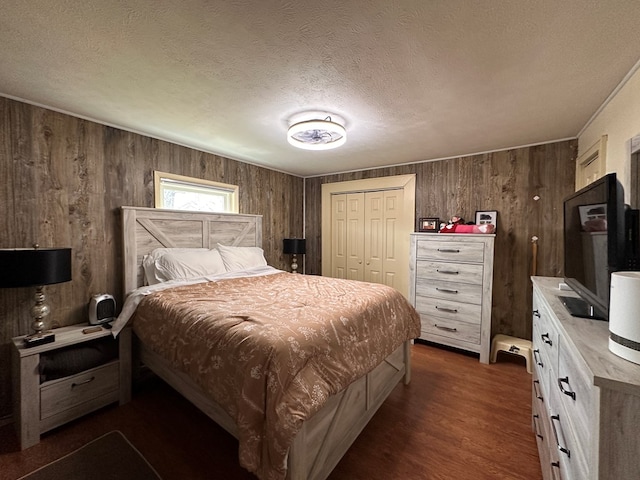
[416,260,484,285]
[416,239,485,263]
[415,277,483,305]
[556,336,593,453]
[532,369,560,480]
[533,300,559,374]
[415,295,482,324]
[40,361,119,420]
[548,378,589,480]
[532,320,549,378]
[419,315,481,344]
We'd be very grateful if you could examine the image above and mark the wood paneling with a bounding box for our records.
[305,141,576,344]
[0,97,303,418]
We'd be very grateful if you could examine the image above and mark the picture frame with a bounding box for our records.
[418,217,440,232]
[475,210,498,231]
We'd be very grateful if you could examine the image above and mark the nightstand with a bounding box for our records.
[11,324,131,449]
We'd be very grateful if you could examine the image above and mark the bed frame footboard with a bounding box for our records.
[137,338,411,480]
[287,340,410,480]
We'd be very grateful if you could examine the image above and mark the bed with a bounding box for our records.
[116,206,420,480]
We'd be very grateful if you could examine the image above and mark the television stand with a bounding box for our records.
[559,296,606,321]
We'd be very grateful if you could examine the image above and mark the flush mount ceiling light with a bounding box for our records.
[287,116,347,150]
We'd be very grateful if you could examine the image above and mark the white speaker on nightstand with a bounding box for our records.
[609,271,640,365]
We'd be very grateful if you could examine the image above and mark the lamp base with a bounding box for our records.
[23,331,55,348]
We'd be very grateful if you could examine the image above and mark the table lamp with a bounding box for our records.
[283,238,306,274]
[0,246,72,347]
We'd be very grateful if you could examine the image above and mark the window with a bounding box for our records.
[154,171,239,213]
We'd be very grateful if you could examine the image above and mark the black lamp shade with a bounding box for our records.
[0,248,72,288]
[283,238,306,255]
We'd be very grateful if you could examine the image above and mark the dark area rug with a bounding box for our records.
[18,431,161,480]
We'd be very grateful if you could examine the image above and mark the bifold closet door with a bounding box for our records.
[330,189,406,293]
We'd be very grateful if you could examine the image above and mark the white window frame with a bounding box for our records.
[153,171,239,213]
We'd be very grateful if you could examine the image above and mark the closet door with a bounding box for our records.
[331,193,365,280]
[321,174,416,298]
[331,194,347,278]
[381,189,404,291]
[345,193,365,280]
[364,189,404,290]
[331,189,406,293]
[364,191,384,284]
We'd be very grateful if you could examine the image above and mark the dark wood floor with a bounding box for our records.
[0,342,542,480]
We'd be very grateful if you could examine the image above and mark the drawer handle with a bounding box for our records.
[533,309,541,318]
[434,324,457,332]
[541,333,553,346]
[435,287,458,294]
[550,414,571,458]
[436,269,459,275]
[551,462,560,470]
[532,414,543,439]
[435,306,458,313]
[72,376,96,388]
[533,380,543,401]
[533,349,543,368]
[437,248,460,253]
[557,377,576,400]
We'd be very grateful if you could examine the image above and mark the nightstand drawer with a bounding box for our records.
[40,361,119,420]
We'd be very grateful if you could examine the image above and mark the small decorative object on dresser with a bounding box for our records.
[475,210,498,231]
[409,232,495,363]
[418,217,440,232]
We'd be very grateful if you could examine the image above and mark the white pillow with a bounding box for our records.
[142,248,209,285]
[217,243,267,272]
[154,249,226,282]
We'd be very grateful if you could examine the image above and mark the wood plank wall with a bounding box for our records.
[0,97,304,418]
[304,141,577,344]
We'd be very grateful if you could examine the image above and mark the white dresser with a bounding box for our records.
[531,276,640,480]
[409,233,495,363]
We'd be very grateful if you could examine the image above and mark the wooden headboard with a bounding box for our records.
[121,206,263,295]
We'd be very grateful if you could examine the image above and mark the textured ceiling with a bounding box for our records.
[2,1,640,177]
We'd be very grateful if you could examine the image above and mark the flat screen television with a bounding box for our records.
[562,173,626,320]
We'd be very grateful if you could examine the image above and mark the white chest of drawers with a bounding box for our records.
[409,233,495,363]
[532,277,640,480]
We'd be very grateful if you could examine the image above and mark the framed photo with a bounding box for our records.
[418,217,440,232]
[475,210,498,231]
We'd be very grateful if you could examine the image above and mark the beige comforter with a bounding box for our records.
[132,272,420,479]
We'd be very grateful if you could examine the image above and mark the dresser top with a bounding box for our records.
[532,276,640,395]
